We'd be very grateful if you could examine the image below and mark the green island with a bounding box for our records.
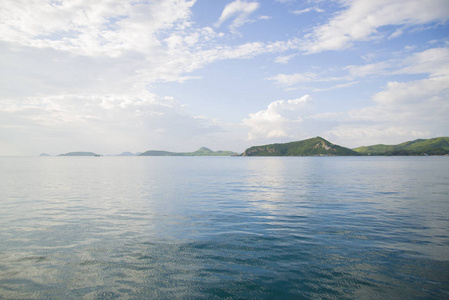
[242,137,359,156]
[139,147,237,156]
[353,137,449,156]
[243,136,449,156]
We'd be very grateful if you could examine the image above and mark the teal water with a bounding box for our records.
[0,156,448,299]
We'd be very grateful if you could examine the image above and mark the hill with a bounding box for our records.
[353,137,449,156]
[116,152,140,156]
[242,137,359,156]
[139,150,173,156]
[139,147,237,156]
[59,152,101,156]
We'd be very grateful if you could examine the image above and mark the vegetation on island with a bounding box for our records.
[41,137,449,157]
[242,137,359,156]
[353,137,449,156]
[58,152,101,156]
[117,152,141,156]
[139,147,237,156]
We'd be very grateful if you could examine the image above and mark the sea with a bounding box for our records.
[0,156,448,299]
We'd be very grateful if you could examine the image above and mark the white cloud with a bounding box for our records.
[327,124,432,148]
[327,48,449,146]
[0,0,195,57]
[395,47,449,77]
[215,0,260,33]
[312,81,360,92]
[274,54,296,64]
[268,72,346,87]
[268,72,318,86]
[0,0,310,155]
[303,0,449,53]
[269,46,449,92]
[259,16,272,20]
[259,46,449,147]
[243,95,316,140]
[345,61,392,77]
[292,7,324,15]
[0,92,224,155]
[0,0,302,96]
[343,46,449,80]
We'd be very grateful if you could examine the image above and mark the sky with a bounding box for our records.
[1,0,449,155]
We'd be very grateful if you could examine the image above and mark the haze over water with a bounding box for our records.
[1,156,448,298]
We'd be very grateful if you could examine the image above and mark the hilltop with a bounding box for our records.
[58,152,101,156]
[353,137,449,156]
[139,147,237,156]
[242,137,359,156]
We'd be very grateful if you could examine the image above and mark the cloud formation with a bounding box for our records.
[303,0,449,53]
[251,46,449,147]
[0,0,196,57]
[215,0,260,33]
[293,7,324,15]
[325,47,449,146]
[243,95,315,140]
[0,92,222,155]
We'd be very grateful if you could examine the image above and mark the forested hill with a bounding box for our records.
[139,147,237,156]
[242,137,359,156]
[353,137,449,156]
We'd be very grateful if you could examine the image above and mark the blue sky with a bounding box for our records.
[1,0,448,155]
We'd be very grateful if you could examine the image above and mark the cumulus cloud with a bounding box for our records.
[303,0,449,53]
[0,92,223,155]
[259,46,449,147]
[326,47,449,146]
[243,95,315,140]
[215,0,260,33]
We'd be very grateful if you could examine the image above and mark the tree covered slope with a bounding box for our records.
[242,137,359,156]
[353,137,449,155]
[139,147,237,156]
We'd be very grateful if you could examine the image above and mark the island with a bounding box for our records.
[139,147,237,156]
[353,137,449,156]
[59,152,101,156]
[242,137,359,156]
[241,136,449,156]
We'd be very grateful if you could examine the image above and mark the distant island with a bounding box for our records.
[58,152,101,156]
[117,152,141,156]
[39,137,449,157]
[139,147,237,156]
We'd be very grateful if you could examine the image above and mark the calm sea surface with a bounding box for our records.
[1,156,448,299]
